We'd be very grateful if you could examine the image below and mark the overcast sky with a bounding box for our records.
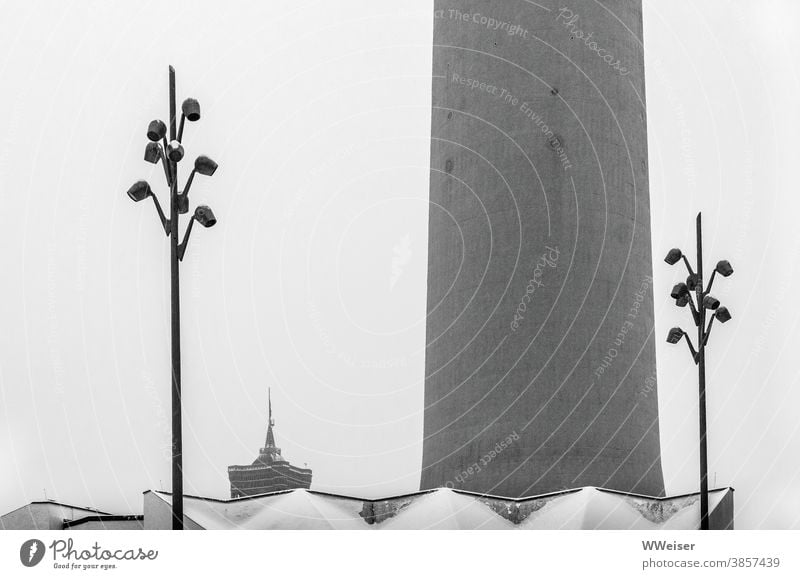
[0,0,799,530]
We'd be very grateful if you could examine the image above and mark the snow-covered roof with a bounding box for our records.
[144,486,734,530]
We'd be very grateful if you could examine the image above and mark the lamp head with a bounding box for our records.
[177,194,189,215]
[716,306,732,323]
[715,260,734,277]
[666,327,684,344]
[665,248,682,265]
[702,295,720,310]
[147,120,167,142]
[686,274,699,291]
[167,140,184,162]
[194,155,218,176]
[126,180,151,202]
[670,282,689,300]
[144,142,161,164]
[194,205,216,228]
[182,98,201,122]
[675,294,690,308]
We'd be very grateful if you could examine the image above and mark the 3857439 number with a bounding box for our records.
[729,557,780,568]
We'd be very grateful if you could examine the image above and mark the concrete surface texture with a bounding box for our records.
[421,0,664,497]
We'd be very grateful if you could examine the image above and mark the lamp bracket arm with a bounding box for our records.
[182,169,196,199]
[161,138,173,184]
[177,113,186,143]
[682,334,699,364]
[177,216,195,261]
[682,255,696,277]
[687,294,701,326]
[150,194,170,236]
[704,269,717,296]
[155,146,172,187]
[702,314,716,348]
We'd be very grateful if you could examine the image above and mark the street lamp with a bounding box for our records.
[664,212,733,530]
[126,66,218,530]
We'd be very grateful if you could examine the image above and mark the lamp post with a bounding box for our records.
[664,212,733,530]
[126,66,218,530]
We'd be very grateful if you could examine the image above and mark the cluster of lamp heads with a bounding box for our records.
[126,181,216,227]
[664,248,733,344]
[127,97,217,229]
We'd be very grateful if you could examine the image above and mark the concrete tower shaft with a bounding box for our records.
[421,0,664,497]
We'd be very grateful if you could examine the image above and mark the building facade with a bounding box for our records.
[228,391,312,498]
[421,0,664,497]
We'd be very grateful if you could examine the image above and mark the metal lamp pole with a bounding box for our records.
[695,213,709,531]
[126,65,219,530]
[665,212,734,530]
[167,65,184,533]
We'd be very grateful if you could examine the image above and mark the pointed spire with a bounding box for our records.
[265,387,276,449]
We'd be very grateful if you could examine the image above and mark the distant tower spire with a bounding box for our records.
[265,388,276,449]
[227,385,313,497]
